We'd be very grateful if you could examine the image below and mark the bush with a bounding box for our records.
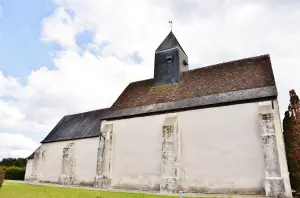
[0,166,6,187]
[4,166,25,180]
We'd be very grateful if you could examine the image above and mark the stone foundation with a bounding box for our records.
[265,178,285,197]
[160,177,177,193]
[58,175,74,185]
[94,176,111,189]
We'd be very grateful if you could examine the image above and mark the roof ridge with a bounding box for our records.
[64,107,110,117]
[128,54,271,85]
[189,54,270,72]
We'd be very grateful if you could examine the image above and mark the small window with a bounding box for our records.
[166,55,172,62]
[183,60,188,66]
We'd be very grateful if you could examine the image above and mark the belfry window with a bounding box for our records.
[166,55,173,63]
[183,60,188,67]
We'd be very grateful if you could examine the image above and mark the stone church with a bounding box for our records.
[25,31,292,197]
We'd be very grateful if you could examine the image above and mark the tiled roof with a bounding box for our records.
[111,54,276,110]
[102,86,277,120]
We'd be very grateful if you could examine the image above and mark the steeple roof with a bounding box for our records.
[155,31,187,56]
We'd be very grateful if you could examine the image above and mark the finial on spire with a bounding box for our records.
[169,20,173,31]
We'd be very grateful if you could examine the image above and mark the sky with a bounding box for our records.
[1,0,300,160]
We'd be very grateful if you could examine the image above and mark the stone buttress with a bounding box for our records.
[59,142,76,185]
[161,115,181,193]
[94,122,114,189]
[259,101,286,197]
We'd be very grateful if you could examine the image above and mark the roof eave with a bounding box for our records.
[103,86,278,120]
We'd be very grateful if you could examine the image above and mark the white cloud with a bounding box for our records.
[41,7,78,50]
[2,0,300,158]
[0,133,40,160]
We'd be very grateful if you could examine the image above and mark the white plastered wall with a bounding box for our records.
[23,99,292,195]
[110,116,162,190]
[24,159,33,180]
[110,101,270,193]
[27,137,99,185]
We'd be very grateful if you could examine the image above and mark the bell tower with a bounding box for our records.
[154,31,188,86]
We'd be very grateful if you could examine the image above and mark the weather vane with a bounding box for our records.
[169,20,173,31]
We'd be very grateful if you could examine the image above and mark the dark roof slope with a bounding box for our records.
[111,54,276,110]
[27,149,37,159]
[41,108,109,143]
[155,31,187,56]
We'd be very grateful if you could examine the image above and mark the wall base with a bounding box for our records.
[94,176,111,189]
[58,175,74,185]
[160,177,177,193]
[265,178,285,198]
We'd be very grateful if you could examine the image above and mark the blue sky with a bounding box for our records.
[0,0,59,147]
[1,0,300,159]
[0,0,56,78]
[0,0,57,78]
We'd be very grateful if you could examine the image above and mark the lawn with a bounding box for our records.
[0,182,209,198]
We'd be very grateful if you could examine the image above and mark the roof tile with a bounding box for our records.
[112,54,275,110]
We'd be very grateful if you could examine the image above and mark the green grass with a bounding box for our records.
[0,182,208,198]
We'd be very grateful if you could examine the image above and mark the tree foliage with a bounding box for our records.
[0,158,27,168]
[283,89,300,194]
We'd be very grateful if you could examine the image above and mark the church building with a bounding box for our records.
[25,31,293,197]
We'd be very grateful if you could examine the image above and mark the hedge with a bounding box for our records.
[4,166,25,180]
[0,166,5,187]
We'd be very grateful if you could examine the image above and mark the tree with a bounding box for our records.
[283,89,300,194]
[0,158,27,168]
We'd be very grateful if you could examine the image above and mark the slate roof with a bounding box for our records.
[37,54,277,145]
[155,31,187,56]
[41,108,109,143]
[111,54,276,110]
[27,149,36,159]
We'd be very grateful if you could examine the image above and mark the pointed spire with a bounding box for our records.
[155,31,187,56]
